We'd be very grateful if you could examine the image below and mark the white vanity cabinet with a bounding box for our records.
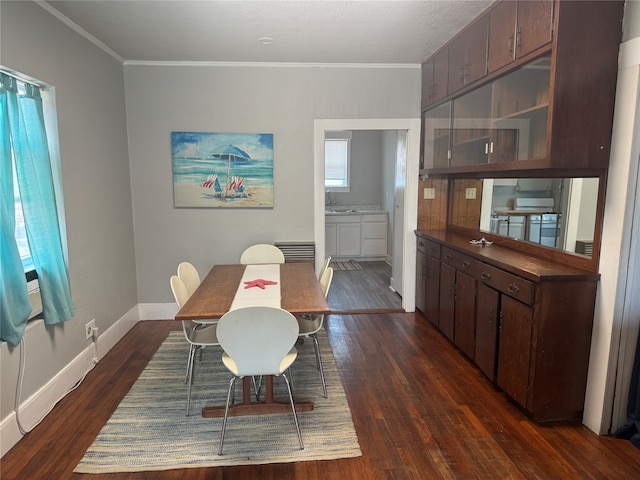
[325,210,388,259]
[325,215,361,257]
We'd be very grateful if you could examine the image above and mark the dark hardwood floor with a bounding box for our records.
[3,309,640,479]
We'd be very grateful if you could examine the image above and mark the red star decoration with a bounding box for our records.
[244,278,278,289]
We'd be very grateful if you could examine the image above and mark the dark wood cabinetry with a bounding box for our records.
[420,0,623,174]
[416,236,440,326]
[416,230,599,421]
[475,283,499,381]
[487,0,554,74]
[441,247,476,358]
[421,49,449,109]
[448,16,489,96]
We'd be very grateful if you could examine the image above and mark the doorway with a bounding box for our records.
[313,118,421,312]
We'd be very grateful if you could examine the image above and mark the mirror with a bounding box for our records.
[450,177,599,257]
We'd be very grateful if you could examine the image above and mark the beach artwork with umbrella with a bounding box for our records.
[171,132,274,208]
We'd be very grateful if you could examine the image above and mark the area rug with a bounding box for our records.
[331,260,363,271]
[74,330,361,473]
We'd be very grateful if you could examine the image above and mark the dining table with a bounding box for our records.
[175,262,331,418]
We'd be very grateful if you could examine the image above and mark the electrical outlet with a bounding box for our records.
[423,187,435,200]
[465,188,477,199]
[85,319,96,340]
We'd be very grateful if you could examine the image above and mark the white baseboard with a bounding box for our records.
[138,302,178,321]
[0,305,140,457]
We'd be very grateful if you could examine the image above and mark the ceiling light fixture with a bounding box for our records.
[258,37,274,45]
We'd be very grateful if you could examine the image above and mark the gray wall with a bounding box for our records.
[0,1,136,424]
[124,65,420,302]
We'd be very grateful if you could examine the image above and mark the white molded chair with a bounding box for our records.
[240,244,285,264]
[170,275,220,416]
[216,306,303,454]
[177,261,216,326]
[318,255,331,280]
[297,266,333,398]
[177,261,201,297]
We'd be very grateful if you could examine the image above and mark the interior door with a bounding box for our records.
[391,130,407,295]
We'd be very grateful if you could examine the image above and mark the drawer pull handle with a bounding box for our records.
[508,283,520,294]
[445,253,452,260]
[462,261,470,269]
[419,241,424,247]
[481,271,491,280]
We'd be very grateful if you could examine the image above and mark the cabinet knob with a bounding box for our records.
[462,260,471,269]
[445,253,452,260]
[481,271,492,280]
[508,283,520,294]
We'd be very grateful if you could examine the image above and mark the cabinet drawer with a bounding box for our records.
[441,246,474,273]
[363,214,387,223]
[474,262,533,305]
[417,237,441,259]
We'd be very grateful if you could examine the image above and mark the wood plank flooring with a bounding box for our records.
[329,261,403,313]
[3,312,640,479]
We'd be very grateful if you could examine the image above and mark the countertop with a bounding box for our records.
[325,204,387,216]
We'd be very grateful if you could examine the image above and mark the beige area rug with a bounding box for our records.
[74,330,361,473]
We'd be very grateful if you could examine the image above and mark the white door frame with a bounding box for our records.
[314,118,421,312]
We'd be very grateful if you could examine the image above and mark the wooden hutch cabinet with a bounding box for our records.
[415,0,624,421]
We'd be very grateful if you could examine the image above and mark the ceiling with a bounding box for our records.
[43,0,494,64]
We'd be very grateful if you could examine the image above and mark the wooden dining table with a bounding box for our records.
[175,262,330,418]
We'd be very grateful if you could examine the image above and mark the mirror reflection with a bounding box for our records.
[451,178,598,257]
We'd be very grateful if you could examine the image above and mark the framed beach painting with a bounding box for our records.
[172,132,274,208]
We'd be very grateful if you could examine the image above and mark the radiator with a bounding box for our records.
[575,240,593,256]
[274,241,315,263]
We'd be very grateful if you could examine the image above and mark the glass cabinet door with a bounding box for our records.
[422,101,452,169]
[491,54,551,162]
[451,83,492,167]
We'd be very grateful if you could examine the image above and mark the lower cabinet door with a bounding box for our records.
[424,255,440,326]
[475,283,499,381]
[415,249,427,313]
[496,295,533,408]
[439,263,455,341]
[453,271,476,359]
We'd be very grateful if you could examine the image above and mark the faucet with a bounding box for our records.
[326,190,336,205]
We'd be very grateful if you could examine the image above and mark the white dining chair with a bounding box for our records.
[216,306,303,454]
[177,261,217,325]
[297,266,333,398]
[240,244,285,264]
[318,255,331,280]
[170,275,220,416]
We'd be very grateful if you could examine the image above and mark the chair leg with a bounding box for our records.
[311,334,327,398]
[281,372,304,450]
[219,376,237,455]
[185,346,197,416]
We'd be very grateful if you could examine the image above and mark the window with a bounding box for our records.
[2,68,75,340]
[324,131,352,191]
[11,130,34,273]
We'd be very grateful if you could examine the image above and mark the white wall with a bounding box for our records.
[124,64,420,303]
[0,1,138,454]
[583,13,640,434]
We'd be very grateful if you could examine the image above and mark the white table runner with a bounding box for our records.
[229,264,281,310]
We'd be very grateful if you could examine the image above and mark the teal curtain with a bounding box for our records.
[1,75,32,345]
[0,72,75,345]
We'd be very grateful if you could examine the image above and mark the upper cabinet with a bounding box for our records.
[448,16,489,96]
[421,48,449,109]
[487,0,554,74]
[420,0,624,174]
